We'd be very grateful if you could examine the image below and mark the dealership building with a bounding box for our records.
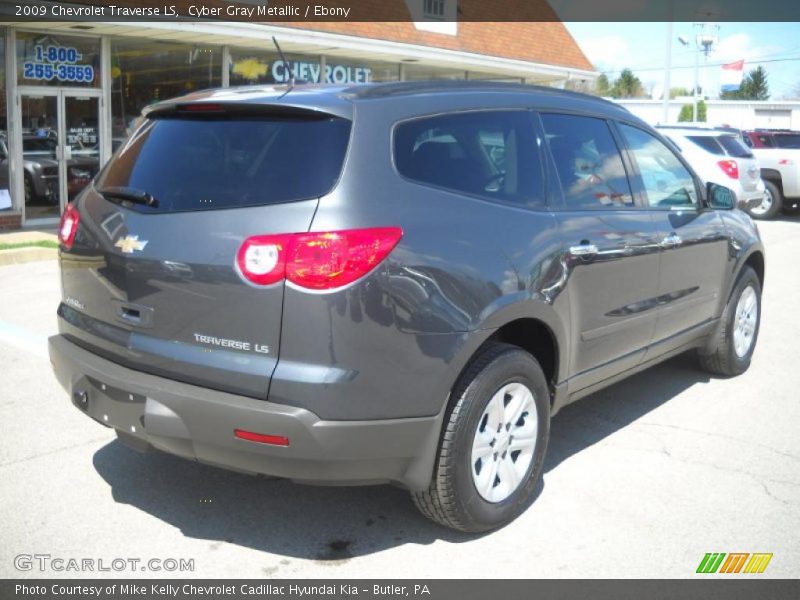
[0,13,595,229]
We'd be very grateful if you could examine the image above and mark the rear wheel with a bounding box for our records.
[412,343,550,532]
[23,173,36,204]
[698,266,761,376]
[748,181,782,220]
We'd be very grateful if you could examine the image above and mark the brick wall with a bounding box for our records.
[0,213,22,231]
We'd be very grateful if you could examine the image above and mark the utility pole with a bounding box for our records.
[694,23,719,123]
[662,21,673,124]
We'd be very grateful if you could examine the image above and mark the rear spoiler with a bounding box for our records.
[143,102,350,121]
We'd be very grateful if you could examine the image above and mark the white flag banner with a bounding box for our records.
[720,60,745,93]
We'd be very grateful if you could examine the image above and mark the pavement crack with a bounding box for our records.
[637,421,800,461]
[0,436,111,468]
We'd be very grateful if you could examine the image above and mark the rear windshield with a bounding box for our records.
[775,134,800,149]
[687,134,753,158]
[717,135,753,158]
[687,136,724,155]
[95,114,351,212]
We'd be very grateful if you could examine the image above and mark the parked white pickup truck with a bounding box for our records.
[743,130,800,219]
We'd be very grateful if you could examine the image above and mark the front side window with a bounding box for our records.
[757,135,775,148]
[540,113,633,210]
[394,111,544,207]
[619,124,698,209]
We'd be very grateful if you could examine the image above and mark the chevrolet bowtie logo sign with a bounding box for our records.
[115,235,148,254]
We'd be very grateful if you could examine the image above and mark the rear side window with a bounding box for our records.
[96,114,351,213]
[540,113,633,210]
[775,134,800,149]
[394,111,544,207]
[717,135,753,158]
[687,136,724,155]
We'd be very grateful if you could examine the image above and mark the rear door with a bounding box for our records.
[58,106,351,398]
[540,113,662,392]
[616,122,729,343]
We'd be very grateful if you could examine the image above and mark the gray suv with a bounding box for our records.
[49,82,764,532]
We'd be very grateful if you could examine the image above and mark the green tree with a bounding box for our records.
[721,66,770,100]
[611,68,644,98]
[678,100,707,122]
[595,73,612,96]
[670,86,690,98]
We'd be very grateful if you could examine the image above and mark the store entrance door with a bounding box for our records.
[18,89,101,221]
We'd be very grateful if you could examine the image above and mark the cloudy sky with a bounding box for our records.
[565,22,799,99]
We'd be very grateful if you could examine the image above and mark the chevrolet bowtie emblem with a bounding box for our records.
[115,235,148,254]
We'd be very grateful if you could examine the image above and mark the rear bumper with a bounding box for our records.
[49,335,441,491]
[737,181,766,211]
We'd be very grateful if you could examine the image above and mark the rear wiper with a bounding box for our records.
[97,186,159,208]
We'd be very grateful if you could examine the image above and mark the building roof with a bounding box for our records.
[282,20,594,72]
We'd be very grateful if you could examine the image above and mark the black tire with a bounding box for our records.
[748,181,782,220]
[412,342,550,532]
[698,266,761,376]
[23,173,36,204]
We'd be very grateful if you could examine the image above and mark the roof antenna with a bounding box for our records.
[272,36,295,87]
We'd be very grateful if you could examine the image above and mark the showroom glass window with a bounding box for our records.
[16,32,100,89]
[110,38,221,143]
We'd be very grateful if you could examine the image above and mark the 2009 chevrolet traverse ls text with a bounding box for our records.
[49,82,764,532]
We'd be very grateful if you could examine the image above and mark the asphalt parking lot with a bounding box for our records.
[1,216,798,579]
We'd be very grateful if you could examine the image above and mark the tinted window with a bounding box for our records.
[757,134,775,148]
[687,136,724,155]
[394,111,544,207]
[775,134,800,149]
[619,124,697,209]
[96,114,351,213]
[717,135,753,158]
[540,113,633,210]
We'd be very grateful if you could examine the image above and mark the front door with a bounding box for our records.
[540,112,663,393]
[19,90,100,221]
[615,122,729,344]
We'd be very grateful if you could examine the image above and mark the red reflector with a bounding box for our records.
[237,227,403,291]
[717,159,739,179]
[58,203,80,249]
[180,103,224,112]
[234,429,289,447]
[778,159,794,166]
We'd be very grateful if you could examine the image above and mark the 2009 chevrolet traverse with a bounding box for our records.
[50,82,764,532]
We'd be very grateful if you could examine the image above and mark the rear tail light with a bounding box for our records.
[58,203,80,249]
[717,160,739,179]
[178,102,224,112]
[234,429,289,447]
[236,227,403,291]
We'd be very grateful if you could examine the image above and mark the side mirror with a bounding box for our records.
[706,182,735,210]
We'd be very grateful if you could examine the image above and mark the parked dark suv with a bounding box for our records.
[50,82,765,532]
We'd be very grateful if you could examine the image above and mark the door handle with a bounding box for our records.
[569,243,599,257]
[660,233,683,248]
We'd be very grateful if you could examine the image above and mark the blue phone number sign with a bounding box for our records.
[23,45,94,83]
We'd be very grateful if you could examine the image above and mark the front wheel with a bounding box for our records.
[698,266,761,376]
[748,181,782,220]
[412,343,550,532]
